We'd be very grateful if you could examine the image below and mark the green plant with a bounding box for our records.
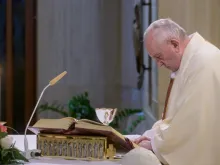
[38,101,68,117]
[38,92,97,121]
[68,92,97,120]
[0,124,28,164]
[37,92,145,134]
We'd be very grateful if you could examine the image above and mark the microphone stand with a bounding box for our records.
[24,84,50,159]
[23,71,67,159]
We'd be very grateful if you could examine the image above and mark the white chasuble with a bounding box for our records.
[151,32,220,165]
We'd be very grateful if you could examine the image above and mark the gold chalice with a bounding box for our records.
[95,108,117,125]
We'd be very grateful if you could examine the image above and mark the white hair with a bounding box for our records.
[144,18,187,43]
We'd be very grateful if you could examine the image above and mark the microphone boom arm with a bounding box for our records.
[24,84,50,156]
[23,71,67,159]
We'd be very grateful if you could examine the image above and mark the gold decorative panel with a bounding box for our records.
[37,134,108,160]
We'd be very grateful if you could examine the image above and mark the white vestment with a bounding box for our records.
[121,147,162,165]
[143,32,220,165]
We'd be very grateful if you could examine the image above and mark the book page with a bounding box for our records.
[76,120,111,131]
[32,117,76,130]
[78,119,104,126]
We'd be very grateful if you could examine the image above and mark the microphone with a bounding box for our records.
[23,71,67,159]
[49,71,67,86]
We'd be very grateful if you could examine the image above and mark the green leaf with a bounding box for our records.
[68,92,96,121]
[115,108,143,120]
[37,102,68,117]
[11,148,28,162]
[129,126,133,132]
[0,147,28,164]
[0,132,7,139]
[85,91,88,97]
[122,130,128,135]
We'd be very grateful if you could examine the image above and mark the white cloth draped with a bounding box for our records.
[148,32,220,165]
[121,147,162,165]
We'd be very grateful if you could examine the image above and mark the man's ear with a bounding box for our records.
[170,39,180,51]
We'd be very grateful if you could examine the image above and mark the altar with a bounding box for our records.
[11,134,140,165]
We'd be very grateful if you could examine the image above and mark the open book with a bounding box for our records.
[28,117,139,151]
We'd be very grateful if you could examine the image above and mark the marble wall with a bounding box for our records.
[37,0,142,120]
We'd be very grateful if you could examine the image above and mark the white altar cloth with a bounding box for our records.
[29,158,121,165]
[10,134,140,165]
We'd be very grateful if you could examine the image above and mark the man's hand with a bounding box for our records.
[133,136,152,151]
[139,140,152,150]
[133,136,151,144]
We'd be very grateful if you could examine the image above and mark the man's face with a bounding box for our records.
[145,32,181,72]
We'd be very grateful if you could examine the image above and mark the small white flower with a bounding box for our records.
[0,136,14,149]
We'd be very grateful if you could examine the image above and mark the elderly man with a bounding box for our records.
[129,18,220,165]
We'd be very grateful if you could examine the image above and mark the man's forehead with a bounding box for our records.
[145,31,158,46]
[145,37,157,52]
[146,43,163,59]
